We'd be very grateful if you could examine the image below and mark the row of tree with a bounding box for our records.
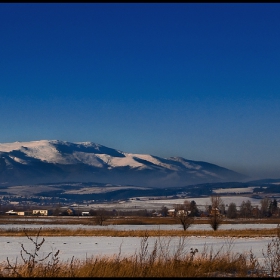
[167,197,278,219]
[228,197,278,219]
[171,196,279,231]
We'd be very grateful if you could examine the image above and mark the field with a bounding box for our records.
[1,201,280,278]
[0,215,280,277]
[1,215,280,237]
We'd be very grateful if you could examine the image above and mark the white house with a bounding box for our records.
[167,209,191,217]
[5,210,17,215]
[32,209,49,216]
[167,209,176,217]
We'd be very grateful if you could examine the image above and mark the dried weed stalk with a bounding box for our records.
[5,227,61,277]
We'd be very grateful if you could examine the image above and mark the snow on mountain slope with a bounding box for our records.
[0,140,65,164]
[0,140,119,167]
[0,140,247,187]
[96,153,142,168]
[0,140,179,170]
[131,154,177,170]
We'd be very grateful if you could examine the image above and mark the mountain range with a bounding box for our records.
[0,140,247,188]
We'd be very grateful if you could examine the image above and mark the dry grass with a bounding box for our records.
[0,227,279,238]
[1,215,280,225]
[2,252,258,277]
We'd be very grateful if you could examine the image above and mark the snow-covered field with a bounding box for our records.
[73,195,263,212]
[0,234,273,266]
[0,223,278,265]
[213,187,255,194]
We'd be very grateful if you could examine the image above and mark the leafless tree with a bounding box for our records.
[174,200,194,231]
[208,195,223,231]
[176,210,194,231]
[210,195,223,209]
[94,208,109,226]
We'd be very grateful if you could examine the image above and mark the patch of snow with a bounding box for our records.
[96,154,142,168]
[171,158,202,170]
[72,152,104,167]
[8,156,29,164]
[201,170,220,178]
[6,185,58,195]
[0,228,275,266]
[213,187,255,194]
[132,154,178,170]
[80,196,263,211]
[0,140,51,152]
[0,140,99,165]
[64,186,149,195]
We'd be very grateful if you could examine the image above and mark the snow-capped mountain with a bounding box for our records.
[0,140,247,187]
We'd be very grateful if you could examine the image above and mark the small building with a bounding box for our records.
[177,210,186,216]
[81,211,90,216]
[168,209,191,217]
[66,208,75,215]
[210,207,220,217]
[167,209,176,217]
[5,210,17,215]
[32,209,49,216]
[152,211,162,217]
[200,212,208,217]
[177,210,192,216]
[5,210,33,216]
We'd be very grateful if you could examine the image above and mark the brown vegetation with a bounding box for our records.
[0,227,280,238]
[1,215,280,225]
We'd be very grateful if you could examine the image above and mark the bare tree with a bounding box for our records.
[210,195,223,209]
[176,210,194,231]
[174,200,194,231]
[94,208,109,226]
[208,195,223,231]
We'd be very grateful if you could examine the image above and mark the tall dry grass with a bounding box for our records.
[0,227,279,237]
[1,215,280,226]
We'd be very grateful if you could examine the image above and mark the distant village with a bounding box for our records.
[1,193,279,219]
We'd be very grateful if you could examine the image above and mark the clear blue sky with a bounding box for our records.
[1,3,280,180]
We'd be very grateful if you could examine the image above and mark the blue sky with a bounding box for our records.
[1,3,280,180]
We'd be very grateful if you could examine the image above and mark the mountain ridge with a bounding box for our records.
[0,140,247,187]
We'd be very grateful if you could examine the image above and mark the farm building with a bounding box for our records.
[32,209,49,216]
